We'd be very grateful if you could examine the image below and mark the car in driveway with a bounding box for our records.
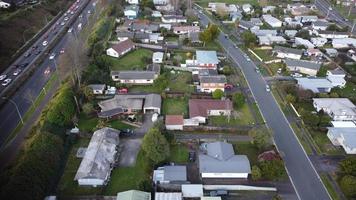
[42,40,48,46]
[49,53,56,60]
[0,74,7,81]
[189,151,196,162]
[13,69,22,76]
[2,78,12,86]
[119,129,134,137]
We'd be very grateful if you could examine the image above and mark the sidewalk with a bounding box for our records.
[0,79,60,171]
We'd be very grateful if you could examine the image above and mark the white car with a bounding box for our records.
[2,78,12,86]
[266,85,271,92]
[60,21,65,26]
[151,113,159,122]
[68,27,73,33]
[42,40,48,46]
[49,53,56,60]
[87,10,91,14]
[64,17,69,21]
[0,74,7,81]
[13,69,22,76]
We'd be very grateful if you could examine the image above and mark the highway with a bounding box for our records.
[0,0,96,148]
[197,9,331,200]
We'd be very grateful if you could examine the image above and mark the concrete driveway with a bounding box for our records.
[134,113,155,136]
[118,138,142,167]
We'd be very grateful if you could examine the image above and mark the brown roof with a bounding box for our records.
[111,39,135,55]
[189,99,233,118]
[165,115,184,125]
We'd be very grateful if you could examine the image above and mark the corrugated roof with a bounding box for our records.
[189,99,233,118]
[196,50,219,65]
[111,39,135,55]
[285,59,321,70]
[117,71,156,80]
[200,75,227,83]
[165,115,184,125]
[273,46,304,55]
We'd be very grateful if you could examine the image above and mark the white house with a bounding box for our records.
[199,142,251,178]
[263,5,276,13]
[152,52,164,63]
[327,127,356,154]
[273,46,304,60]
[195,50,220,69]
[332,38,356,49]
[311,37,328,47]
[295,37,315,48]
[173,26,200,35]
[0,1,10,8]
[161,15,187,23]
[285,30,298,38]
[88,84,106,95]
[313,98,356,121]
[165,115,184,130]
[242,4,253,14]
[74,127,120,187]
[124,5,139,19]
[106,39,135,58]
[318,31,349,39]
[126,0,139,4]
[326,68,346,88]
[262,14,282,28]
[312,20,329,31]
[285,59,321,76]
[258,35,286,46]
[251,28,278,36]
[111,71,156,84]
[296,78,333,93]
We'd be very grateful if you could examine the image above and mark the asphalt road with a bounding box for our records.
[0,0,96,148]
[197,9,331,200]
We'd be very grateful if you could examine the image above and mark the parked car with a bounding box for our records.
[31,45,39,50]
[64,17,69,21]
[42,40,48,46]
[152,113,159,122]
[0,74,7,81]
[49,53,56,60]
[118,88,128,94]
[2,78,12,86]
[13,69,22,76]
[119,129,134,137]
[266,85,270,92]
[87,10,91,14]
[277,68,282,74]
[224,84,233,90]
[19,63,29,68]
[35,50,42,55]
[68,27,73,33]
[210,190,228,197]
[60,21,66,26]
[127,114,136,122]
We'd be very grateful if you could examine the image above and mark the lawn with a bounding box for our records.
[104,150,151,195]
[109,120,134,130]
[57,138,102,196]
[332,82,356,101]
[109,48,153,71]
[252,48,274,61]
[169,143,189,164]
[197,40,222,51]
[232,141,259,165]
[162,97,189,117]
[267,62,286,76]
[78,113,134,133]
[209,104,255,126]
[195,0,258,7]
[310,130,344,155]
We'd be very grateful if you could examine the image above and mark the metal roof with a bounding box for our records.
[200,75,227,83]
[196,50,219,65]
[117,71,156,80]
[273,46,304,55]
[285,59,321,70]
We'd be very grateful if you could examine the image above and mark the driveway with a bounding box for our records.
[134,113,155,136]
[118,138,142,167]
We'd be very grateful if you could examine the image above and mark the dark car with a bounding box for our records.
[19,63,29,68]
[24,52,31,57]
[189,151,196,162]
[210,190,228,197]
[119,129,134,137]
[35,50,42,55]
[31,45,39,50]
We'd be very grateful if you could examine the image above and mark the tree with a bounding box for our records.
[251,165,262,180]
[199,24,220,46]
[259,160,286,180]
[82,86,94,101]
[339,157,356,176]
[295,29,310,40]
[82,102,94,115]
[222,65,233,75]
[340,175,356,197]
[297,88,314,101]
[285,94,296,104]
[248,128,271,150]
[242,31,257,47]
[199,30,212,46]
[232,92,245,109]
[326,24,338,31]
[212,89,224,99]
[142,127,170,164]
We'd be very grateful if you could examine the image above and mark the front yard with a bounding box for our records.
[252,48,274,62]
[209,104,255,126]
[109,48,153,71]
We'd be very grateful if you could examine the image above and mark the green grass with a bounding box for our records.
[334,5,356,21]
[104,150,151,195]
[58,137,102,196]
[252,48,274,61]
[232,141,259,165]
[209,104,255,126]
[198,40,222,51]
[162,98,188,117]
[320,174,341,200]
[290,123,313,155]
[169,143,189,164]
[332,82,356,101]
[252,103,265,124]
[77,113,99,132]
[109,120,134,130]
[109,48,153,71]
[310,130,344,155]
[267,62,285,76]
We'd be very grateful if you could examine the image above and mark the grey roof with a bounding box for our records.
[74,127,119,181]
[328,68,346,75]
[250,18,263,25]
[273,46,304,55]
[144,93,162,108]
[134,32,150,39]
[239,20,255,29]
[328,127,356,149]
[200,75,227,84]
[88,84,106,91]
[188,32,201,42]
[154,165,187,182]
[312,20,329,27]
[131,23,159,32]
[117,31,135,39]
[296,78,333,93]
[125,5,139,12]
[114,71,156,80]
[116,190,151,200]
[313,98,356,117]
[198,69,218,76]
[196,50,219,65]
[199,142,251,174]
[285,59,321,70]
[251,29,278,36]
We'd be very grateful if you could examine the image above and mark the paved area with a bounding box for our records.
[118,138,142,167]
[133,113,155,136]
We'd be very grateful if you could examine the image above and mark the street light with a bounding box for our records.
[2,97,24,124]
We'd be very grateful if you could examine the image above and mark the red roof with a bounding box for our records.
[111,39,135,55]
[189,99,233,118]
[165,115,184,125]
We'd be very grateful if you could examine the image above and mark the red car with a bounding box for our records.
[224,84,234,90]
[118,88,128,94]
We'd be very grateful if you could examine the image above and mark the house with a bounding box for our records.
[208,2,227,13]
[325,48,338,57]
[285,59,321,76]
[135,32,150,43]
[74,127,120,187]
[288,4,312,16]
[273,46,304,60]
[124,5,139,19]
[188,32,202,44]
[131,22,159,33]
[250,18,263,26]
[313,98,356,121]
[161,15,187,23]
[155,193,182,200]
[258,35,286,46]
[327,127,356,154]
[193,69,218,85]
[116,190,151,200]
[196,50,220,69]
[318,31,349,39]
[153,165,188,184]
[117,31,135,41]
[295,15,318,23]
[263,5,276,13]
[149,33,164,44]
[242,4,253,14]
[332,38,356,49]
[238,20,257,30]
[98,94,161,118]
[106,39,135,58]
[296,78,333,93]
[198,141,251,178]
[173,26,200,35]
[126,0,139,4]
[152,52,164,63]
[0,1,10,8]
[312,20,329,31]
[331,121,356,128]
[165,115,184,130]
[182,184,204,198]
[326,68,346,88]
[199,75,227,93]
[311,37,328,47]
[262,14,283,28]
[88,84,106,95]
[284,17,303,27]
[230,11,243,22]
[189,99,233,124]
[251,28,278,36]
[285,30,298,38]
[111,71,156,84]
[295,37,315,48]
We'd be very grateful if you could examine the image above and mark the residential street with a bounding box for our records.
[196,9,331,200]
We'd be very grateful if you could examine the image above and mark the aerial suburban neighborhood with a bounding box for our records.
[0,0,356,200]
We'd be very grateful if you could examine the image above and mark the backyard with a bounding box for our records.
[209,104,255,126]
[109,48,153,71]
[78,113,134,133]
[162,97,189,117]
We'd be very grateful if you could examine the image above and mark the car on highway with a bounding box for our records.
[79,14,82,18]
[2,78,12,86]
[13,68,22,76]
[31,45,39,50]
[88,10,91,14]
[19,63,29,68]
[64,17,69,21]
[42,40,48,46]
[266,85,270,92]
[35,50,41,55]
[60,21,66,26]
[49,53,56,60]
[0,74,7,81]
[24,52,31,58]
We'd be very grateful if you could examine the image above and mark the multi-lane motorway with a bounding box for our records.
[0,0,96,148]
[197,9,331,200]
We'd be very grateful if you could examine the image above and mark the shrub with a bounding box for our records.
[212,89,224,99]
[259,159,286,180]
